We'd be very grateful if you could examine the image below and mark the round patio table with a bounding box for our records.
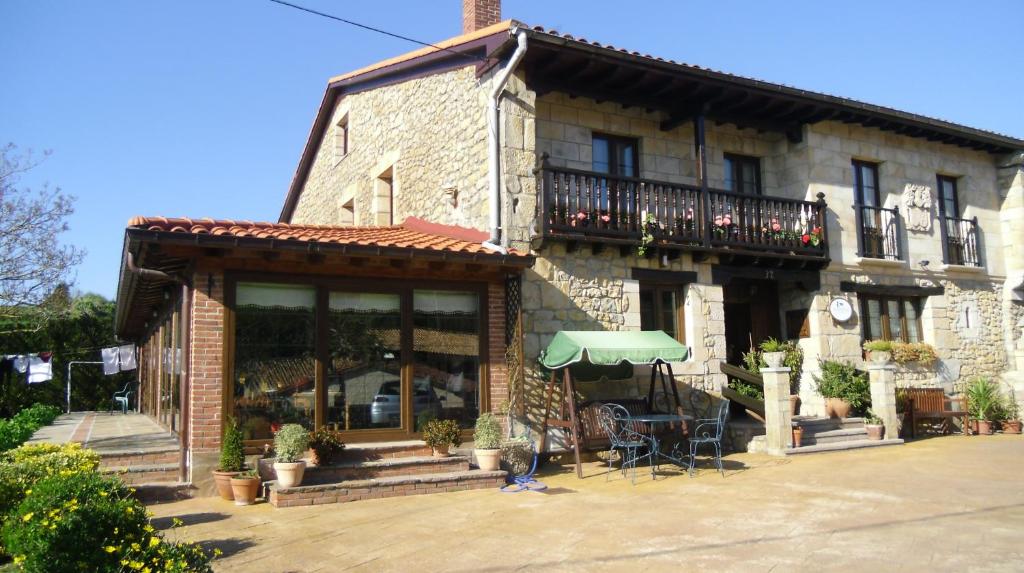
[631,413,694,471]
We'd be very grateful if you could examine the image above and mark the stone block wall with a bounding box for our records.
[290,66,494,231]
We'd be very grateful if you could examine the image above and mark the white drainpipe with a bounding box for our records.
[481,28,528,255]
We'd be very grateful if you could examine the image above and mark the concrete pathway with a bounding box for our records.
[149,434,1024,572]
[29,412,178,454]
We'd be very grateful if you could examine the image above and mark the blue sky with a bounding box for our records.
[2,0,1021,300]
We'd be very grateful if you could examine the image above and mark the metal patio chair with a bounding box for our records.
[597,403,655,485]
[687,399,730,477]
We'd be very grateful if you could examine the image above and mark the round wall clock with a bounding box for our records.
[828,298,853,322]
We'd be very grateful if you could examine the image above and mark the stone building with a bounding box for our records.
[115,1,1024,494]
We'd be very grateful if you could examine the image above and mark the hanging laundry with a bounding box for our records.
[101,347,120,375]
[11,355,29,374]
[27,354,53,384]
[118,344,137,371]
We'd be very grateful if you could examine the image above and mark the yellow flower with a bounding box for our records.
[126,507,134,514]
[22,512,33,522]
[104,546,117,554]
[100,491,108,497]
[148,537,160,548]
[24,489,31,495]
[144,524,154,533]
[131,542,141,551]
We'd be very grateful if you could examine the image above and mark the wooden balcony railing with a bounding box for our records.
[942,216,982,267]
[537,166,828,258]
[855,204,901,260]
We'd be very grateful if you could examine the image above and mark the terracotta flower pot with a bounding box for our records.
[213,470,242,501]
[1002,420,1022,434]
[475,448,500,471]
[976,420,993,435]
[865,424,885,440]
[273,461,307,488]
[432,445,451,458]
[824,398,852,419]
[230,476,260,506]
[792,427,803,448]
[789,395,800,416]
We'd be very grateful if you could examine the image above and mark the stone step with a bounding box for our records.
[283,455,470,484]
[334,440,432,462]
[103,463,180,485]
[98,446,180,469]
[787,438,904,456]
[131,482,195,504]
[794,417,866,432]
[268,468,507,508]
[800,428,869,446]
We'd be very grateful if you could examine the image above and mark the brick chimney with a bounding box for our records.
[462,0,500,34]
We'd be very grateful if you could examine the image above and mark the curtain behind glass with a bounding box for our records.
[326,292,402,431]
[413,290,480,430]
[233,283,316,440]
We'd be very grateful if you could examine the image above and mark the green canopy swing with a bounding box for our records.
[538,330,689,478]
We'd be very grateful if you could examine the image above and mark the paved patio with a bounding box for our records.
[29,412,179,454]
[149,435,1024,572]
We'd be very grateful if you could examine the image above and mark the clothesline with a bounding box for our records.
[2,344,137,385]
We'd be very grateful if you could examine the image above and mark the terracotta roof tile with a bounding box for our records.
[127,216,528,258]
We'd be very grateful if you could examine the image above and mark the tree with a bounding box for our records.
[0,143,85,332]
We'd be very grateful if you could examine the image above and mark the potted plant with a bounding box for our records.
[864,410,885,440]
[308,426,345,466]
[213,417,246,501]
[230,468,261,506]
[862,340,893,364]
[473,413,502,471]
[791,424,803,448]
[423,418,462,457]
[966,378,998,435]
[1002,390,1022,434]
[273,423,310,488]
[814,360,870,419]
[744,340,804,415]
[760,337,786,368]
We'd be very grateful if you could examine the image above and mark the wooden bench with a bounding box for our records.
[575,398,687,452]
[899,387,969,438]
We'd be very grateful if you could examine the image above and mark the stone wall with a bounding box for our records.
[289,66,493,230]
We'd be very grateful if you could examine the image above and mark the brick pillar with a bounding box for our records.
[762,366,794,455]
[867,363,899,440]
[462,0,500,34]
[487,281,508,416]
[188,269,225,495]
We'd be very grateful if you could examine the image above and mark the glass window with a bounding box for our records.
[233,283,316,440]
[592,134,639,177]
[413,290,480,430]
[937,175,959,217]
[859,294,923,343]
[724,154,761,195]
[326,292,402,431]
[853,161,880,207]
[639,285,685,344]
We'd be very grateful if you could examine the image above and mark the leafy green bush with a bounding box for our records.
[473,413,502,449]
[273,424,309,463]
[862,339,893,352]
[309,427,345,465]
[742,339,804,394]
[814,360,870,413]
[0,442,99,519]
[0,404,63,452]
[729,380,764,401]
[2,471,212,572]
[219,417,245,472]
[423,419,462,449]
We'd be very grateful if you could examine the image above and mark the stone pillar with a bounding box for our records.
[761,367,794,455]
[868,363,899,441]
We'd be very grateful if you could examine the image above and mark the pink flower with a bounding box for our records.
[801,234,811,245]
[722,215,732,226]
[600,214,611,223]
[576,211,587,220]
[771,219,781,232]
[714,216,723,226]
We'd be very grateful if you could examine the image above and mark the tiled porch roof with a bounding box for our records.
[127,216,530,259]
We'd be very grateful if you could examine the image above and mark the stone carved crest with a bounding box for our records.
[902,184,933,232]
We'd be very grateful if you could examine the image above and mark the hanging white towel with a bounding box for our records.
[101,347,120,375]
[27,358,53,384]
[11,355,29,374]
[118,344,137,371]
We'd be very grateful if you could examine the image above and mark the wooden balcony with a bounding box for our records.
[535,166,830,269]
